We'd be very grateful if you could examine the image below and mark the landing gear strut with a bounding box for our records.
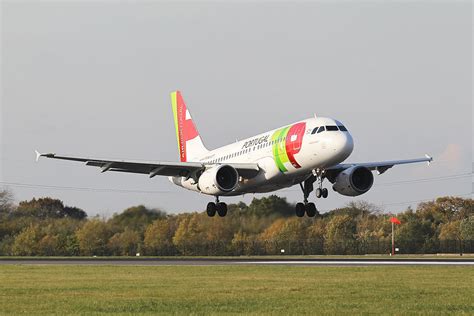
[207,197,228,217]
[296,176,319,218]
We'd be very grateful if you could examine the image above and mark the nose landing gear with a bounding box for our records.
[315,187,328,199]
[315,170,328,199]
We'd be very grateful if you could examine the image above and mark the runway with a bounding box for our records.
[1,258,473,266]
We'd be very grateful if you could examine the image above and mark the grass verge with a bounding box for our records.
[0,265,473,315]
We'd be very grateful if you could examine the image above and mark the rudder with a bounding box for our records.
[171,91,209,162]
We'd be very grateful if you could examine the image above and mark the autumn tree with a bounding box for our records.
[75,219,112,256]
[172,214,206,255]
[0,190,14,214]
[11,224,40,256]
[14,198,86,220]
[108,228,141,256]
[460,216,474,240]
[258,218,310,254]
[108,205,165,235]
[324,215,356,255]
[231,230,255,255]
[144,218,178,255]
[37,234,60,256]
[244,195,294,218]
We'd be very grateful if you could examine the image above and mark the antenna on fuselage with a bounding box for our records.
[313,113,317,119]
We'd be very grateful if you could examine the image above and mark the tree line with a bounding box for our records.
[0,190,472,256]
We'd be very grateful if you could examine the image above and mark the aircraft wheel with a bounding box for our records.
[206,202,217,217]
[315,188,322,198]
[305,203,318,217]
[295,203,305,217]
[216,202,228,217]
[322,188,328,198]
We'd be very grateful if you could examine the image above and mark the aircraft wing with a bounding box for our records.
[325,155,433,180]
[35,151,260,179]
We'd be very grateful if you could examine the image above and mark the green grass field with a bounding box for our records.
[1,265,473,315]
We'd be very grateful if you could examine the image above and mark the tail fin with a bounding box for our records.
[171,91,209,162]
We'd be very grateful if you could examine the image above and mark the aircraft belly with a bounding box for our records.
[229,157,313,195]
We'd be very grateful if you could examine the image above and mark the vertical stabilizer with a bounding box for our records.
[171,91,209,162]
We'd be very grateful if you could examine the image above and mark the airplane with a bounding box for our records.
[36,91,433,218]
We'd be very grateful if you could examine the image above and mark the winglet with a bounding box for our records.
[425,154,433,165]
[35,150,42,162]
[35,150,55,162]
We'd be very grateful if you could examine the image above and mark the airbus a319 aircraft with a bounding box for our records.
[37,91,432,217]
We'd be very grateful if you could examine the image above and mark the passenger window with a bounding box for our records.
[338,125,347,131]
[317,126,325,133]
[326,125,338,131]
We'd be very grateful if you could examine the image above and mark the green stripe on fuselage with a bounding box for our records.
[272,126,290,172]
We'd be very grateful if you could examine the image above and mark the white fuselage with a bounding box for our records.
[171,117,354,196]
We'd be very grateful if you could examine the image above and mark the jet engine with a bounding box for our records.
[332,166,374,196]
[198,165,239,195]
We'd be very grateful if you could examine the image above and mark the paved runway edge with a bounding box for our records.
[1,257,473,266]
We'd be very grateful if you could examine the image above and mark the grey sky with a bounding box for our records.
[1,1,472,217]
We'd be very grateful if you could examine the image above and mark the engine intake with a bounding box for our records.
[332,166,374,196]
[198,165,239,195]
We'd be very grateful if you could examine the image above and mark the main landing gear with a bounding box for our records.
[297,176,319,218]
[296,171,328,217]
[206,197,228,217]
[295,202,317,218]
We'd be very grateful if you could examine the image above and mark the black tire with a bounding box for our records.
[206,202,217,217]
[217,202,228,217]
[306,203,317,217]
[295,203,305,217]
[322,188,328,198]
[315,188,322,198]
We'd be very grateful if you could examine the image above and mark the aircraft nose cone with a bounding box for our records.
[325,132,354,161]
[340,132,354,159]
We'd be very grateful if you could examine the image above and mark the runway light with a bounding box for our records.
[136,253,140,257]
[281,249,285,254]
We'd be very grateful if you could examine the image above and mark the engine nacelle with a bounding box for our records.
[332,166,374,196]
[198,165,239,195]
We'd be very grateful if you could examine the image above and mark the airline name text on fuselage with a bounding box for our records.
[242,135,270,149]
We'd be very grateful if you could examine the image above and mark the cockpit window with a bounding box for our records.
[326,125,338,131]
[338,125,348,131]
[317,126,325,133]
[311,127,319,134]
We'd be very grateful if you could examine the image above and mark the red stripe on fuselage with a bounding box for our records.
[285,122,306,168]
